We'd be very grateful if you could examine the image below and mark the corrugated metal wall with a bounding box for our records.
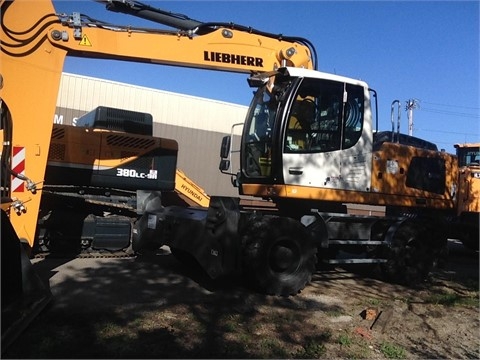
[55,73,246,197]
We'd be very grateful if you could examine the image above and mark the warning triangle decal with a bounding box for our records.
[79,34,92,46]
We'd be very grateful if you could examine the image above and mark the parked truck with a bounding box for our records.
[450,143,480,250]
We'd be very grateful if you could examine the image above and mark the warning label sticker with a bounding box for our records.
[79,34,92,46]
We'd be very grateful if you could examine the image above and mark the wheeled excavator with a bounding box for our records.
[1,0,477,352]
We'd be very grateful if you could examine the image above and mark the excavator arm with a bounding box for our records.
[57,0,316,73]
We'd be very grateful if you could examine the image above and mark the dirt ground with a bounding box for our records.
[3,239,479,359]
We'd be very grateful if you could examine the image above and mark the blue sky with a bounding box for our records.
[53,1,479,153]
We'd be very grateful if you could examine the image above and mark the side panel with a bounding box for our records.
[282,141,373,193]
[370,142,458,202]
[46,125,178,191]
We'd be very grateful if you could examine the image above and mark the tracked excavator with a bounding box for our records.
[1,0,477,351]
[37,105,210,254]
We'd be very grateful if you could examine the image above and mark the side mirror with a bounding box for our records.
[219,159,230,172]
[220,135,231,159]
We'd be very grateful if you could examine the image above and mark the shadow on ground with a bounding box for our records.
[2,239,478,359]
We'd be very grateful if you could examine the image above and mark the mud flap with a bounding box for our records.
[1,210,52,354]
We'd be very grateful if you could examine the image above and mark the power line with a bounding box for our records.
[420,100,480,111]
[421,107,480,119]
[415,128,478,137]
[415,128,478,149]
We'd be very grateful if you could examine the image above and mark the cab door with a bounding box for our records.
[282,78,373,192]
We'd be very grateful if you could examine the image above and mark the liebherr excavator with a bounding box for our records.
[1,0,476,350]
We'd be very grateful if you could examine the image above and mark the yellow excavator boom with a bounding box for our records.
[174,169,210,208]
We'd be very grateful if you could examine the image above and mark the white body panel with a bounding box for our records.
[282,85,374,192]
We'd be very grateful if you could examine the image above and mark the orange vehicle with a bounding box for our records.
[451,143,480,250]
[38,106,209,253]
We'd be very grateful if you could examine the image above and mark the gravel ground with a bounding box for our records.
[3,239,479,359]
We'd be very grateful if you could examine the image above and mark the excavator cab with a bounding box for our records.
[456,144,480,167]
[221,66,456,217]
[230,67,372,197]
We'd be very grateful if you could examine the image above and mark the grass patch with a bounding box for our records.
[338,331,353,346]
[294,338,327,359]
[425,291,479,307]
[325,308,345,317]
[223,314,242,332]
[294,331,331,359]
[336,330,373,359]
[365,297,382,306]
[344,345,371,360]
[380,341,406,359]
[97,321,123,337]
[258,338,289,358]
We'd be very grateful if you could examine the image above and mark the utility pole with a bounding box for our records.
[405,99,419,136]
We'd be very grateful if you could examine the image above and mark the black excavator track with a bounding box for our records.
[34,188,140,259]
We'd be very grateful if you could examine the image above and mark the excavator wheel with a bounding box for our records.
[241,215,317,296]
[460,226,480,251]
[380,220,435,286]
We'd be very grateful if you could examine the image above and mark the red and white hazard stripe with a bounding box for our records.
[11,146,25,192]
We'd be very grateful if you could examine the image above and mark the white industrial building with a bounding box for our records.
[55,73,247,197]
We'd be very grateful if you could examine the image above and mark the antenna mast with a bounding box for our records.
[405,99,419,136]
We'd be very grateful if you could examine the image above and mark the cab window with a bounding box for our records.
[284,79,364,153]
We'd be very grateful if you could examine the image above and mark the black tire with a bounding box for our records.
[242,215,317,296]
[170,247,195,265]
[381,220,435,286]
[460,227,480,251]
